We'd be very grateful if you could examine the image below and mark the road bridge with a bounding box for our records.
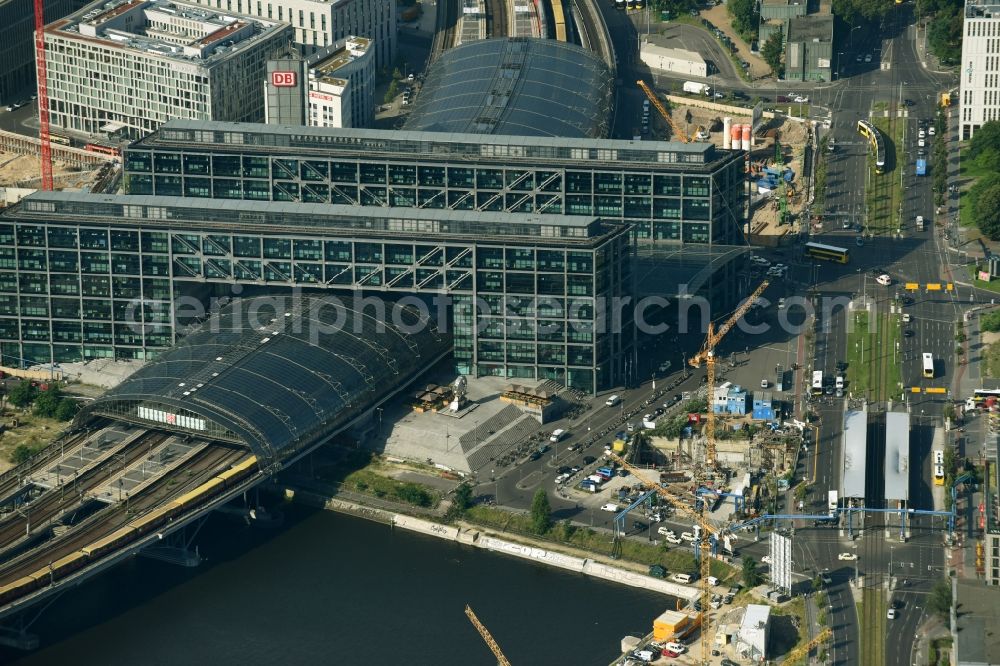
[0,295,449,647]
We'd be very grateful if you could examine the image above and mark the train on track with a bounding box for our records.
[0,455,259,607]
[550,0,566,41]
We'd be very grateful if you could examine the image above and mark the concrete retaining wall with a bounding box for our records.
[476,535,587,574]
[391,514,459,540]
[584,561,699,600]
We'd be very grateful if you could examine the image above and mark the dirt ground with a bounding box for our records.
[700,4,771,80]
[654,104,809,237]
[0,152,100,189]
[0,408,66,474]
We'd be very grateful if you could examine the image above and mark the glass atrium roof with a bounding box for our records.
[404,38,613,139]
[81,295,449,464]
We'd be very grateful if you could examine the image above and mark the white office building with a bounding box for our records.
[264,35,374,128]
[43,0,292,138]
[960,0,1000,139]
[181,0,395,69]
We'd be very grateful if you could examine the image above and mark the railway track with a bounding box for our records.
[0,431,171,551]
[0,428,98,503]
[487,0,507,37]
[0,443,244,587]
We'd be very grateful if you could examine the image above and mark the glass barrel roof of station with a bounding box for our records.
[79,295,449,464]
[404,38,613,139]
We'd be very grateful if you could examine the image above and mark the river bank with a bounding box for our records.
[279,483,699,601]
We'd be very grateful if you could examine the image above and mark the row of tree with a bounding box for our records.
[966,122,1000,240]
[6,382,79,421]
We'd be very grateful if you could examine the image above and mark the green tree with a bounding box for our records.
[726,0,757,39]
[383,80,398,106]
[55,399,78,421]
[392,67,403,80]
[7,382,36,408]
[981,310,1000,332]
[927,5,963,65]
[452,483,473,515]
[33,385,63,418]
[942,402,956,423]
[972,182,1000,240]
[530,489,552,534]
[832,0,894,25]
[969,120,1000,162]
[794,482,809,503]
[761,30,783,77]
[741,555,762,587]
[928,578,952,620]
[11,444,34,465]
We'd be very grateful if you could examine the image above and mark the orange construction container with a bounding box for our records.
[653,610,689,641]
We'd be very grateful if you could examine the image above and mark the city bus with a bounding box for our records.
[811,370,823,395]
[933,449,945,486]
[922,352,934,378]
[804,242,850,264]
[973,388,1000,402]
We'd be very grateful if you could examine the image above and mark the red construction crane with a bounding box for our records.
[34,0,53,191]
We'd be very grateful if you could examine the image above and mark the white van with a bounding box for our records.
[601,503,621,512]
[549,428,567,443]
[605,394,621,407]
[671,573,694,584]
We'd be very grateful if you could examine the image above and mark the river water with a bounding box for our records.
[3,504,670,665]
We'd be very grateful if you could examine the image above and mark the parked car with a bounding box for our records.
[838,552,858,561]
[601,503,621,512]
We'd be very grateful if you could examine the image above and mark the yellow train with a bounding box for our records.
[0,455,259,607]
[551,0,566,41]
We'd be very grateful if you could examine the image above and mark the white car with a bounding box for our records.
[902,313,911,323]
[761,555,772,564]
[657,526,676,538]
[555,473,569,484]
[865,53,873,63]
[680,532,696,542]
[876,274,892,286]
[793,95,809,103]
[918,138,925,148]
[778,297,786,309]
[664,642,687,654]
[929,126,936,136]
[666,535,683,544]
[838,552,858,561]
[887,608,897,619]
[601,503,621,512]
[761,379,769,389]
[918,129,926,139]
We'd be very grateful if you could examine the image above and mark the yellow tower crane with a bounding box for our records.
[607,452,722,666]
[688,280,770,469]
[465,605,512,666]
[779,627,833,664]
[637,80,695,143]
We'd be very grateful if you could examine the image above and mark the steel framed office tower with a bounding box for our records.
[0,192,631,394]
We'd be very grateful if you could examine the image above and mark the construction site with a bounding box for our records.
[639,82,813,247]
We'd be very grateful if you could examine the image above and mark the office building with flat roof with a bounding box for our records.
[0,0,90,105]
[265,36,374,128]
[0,192,631,394]
[961,0,1000,139]
[42,0,291,138]
[180,0,395,69]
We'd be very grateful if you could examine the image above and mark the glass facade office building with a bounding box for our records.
[0,193,631,394]
[122,121,747,248]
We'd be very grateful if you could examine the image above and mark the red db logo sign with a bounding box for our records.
[271,71,297,87]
